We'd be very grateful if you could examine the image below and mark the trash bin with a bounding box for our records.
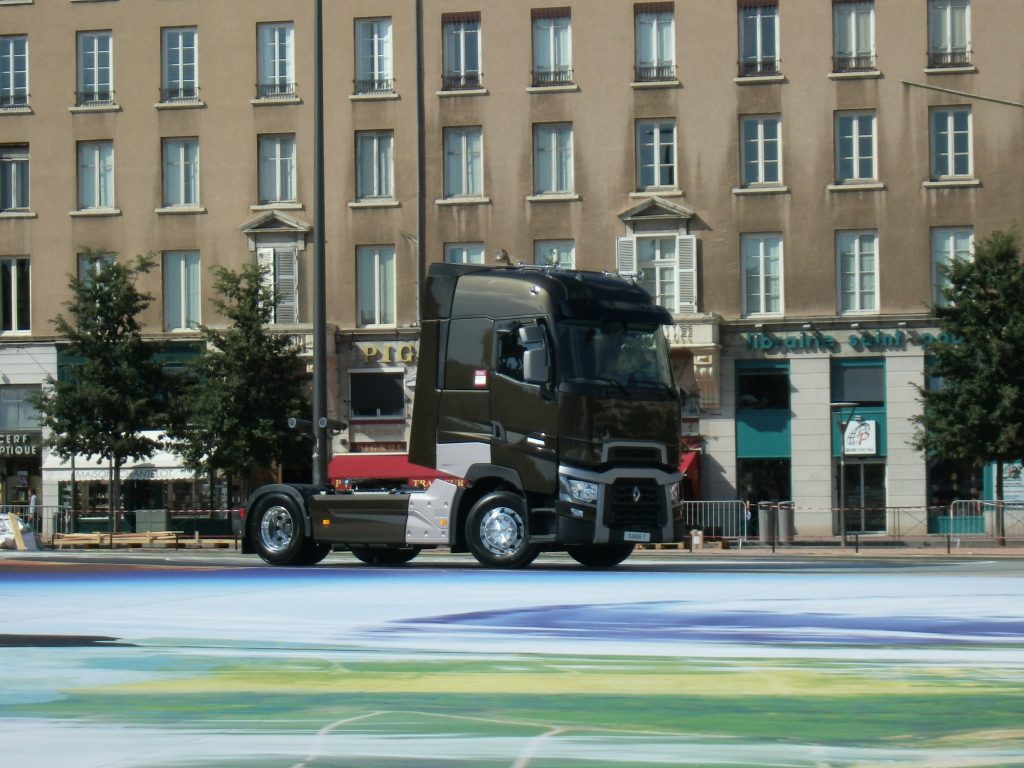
[758,503,795,545]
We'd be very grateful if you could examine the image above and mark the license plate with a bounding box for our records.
[624,531,651,543]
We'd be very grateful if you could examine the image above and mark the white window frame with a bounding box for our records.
[0,35,28,108]
[443,126,483,199]
[355,18,393,93]
[739,4,779,76]
[533,123,573,195]
[742,234,783,317]
[532,14,572,86]
[163,251,200,331]
[534,240,575,269]
[356,245,396,328]
[634,9,675,80]
[349,370,406,421]
[258,134,296,204]
[161,27,198,102]
[0,145,29,211]
[928,0,971,66]
[0,256,30,333]
[835,111,877,183]
[636,119,677,191]
[930,107,972,180]
[76,30,113,105]
[837,230,878,315]
[443,243,484,264]
[833,2,875,70]
[355,131,394,200]
[741,115,781,186]
[257,247,299,325]
[162,137,199,207]
[77,251,115,286]
[443,17,481,89]
[930,227,973,307]
[616,232,697,314]
[77,140,114,210]
[257,22,294,98]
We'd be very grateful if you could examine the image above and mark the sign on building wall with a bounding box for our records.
[843,420,877,456]
[0,432,41,457]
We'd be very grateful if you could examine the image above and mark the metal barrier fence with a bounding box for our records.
[681,500,748,544]
[0,506,241,539]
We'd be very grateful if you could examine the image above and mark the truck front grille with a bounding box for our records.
[606,478,662,529]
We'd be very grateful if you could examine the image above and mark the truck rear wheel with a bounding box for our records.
[567,543,636,568]
[465,491,539,569]
[249,494,308,565]
[350,547,421,566]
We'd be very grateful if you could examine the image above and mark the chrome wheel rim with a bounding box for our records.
[479,506,525,557]
[259,505,295,553]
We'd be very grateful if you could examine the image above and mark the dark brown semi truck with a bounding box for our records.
[242,262,684,568]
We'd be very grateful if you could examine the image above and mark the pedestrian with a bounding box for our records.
[28,486,37,524]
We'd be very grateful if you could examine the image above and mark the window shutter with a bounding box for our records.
[256,247,276,321]
[275,248,299,324]
[615,237,636,274]
[676,234,697,313]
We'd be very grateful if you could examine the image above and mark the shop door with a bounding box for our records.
[839,461,886,533]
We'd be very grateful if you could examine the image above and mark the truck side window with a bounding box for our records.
[444,317,491,390]
[495,331,525,381]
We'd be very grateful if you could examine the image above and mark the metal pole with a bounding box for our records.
[839,430,847,549]
[414,0,426,315]
[311,0,328,487]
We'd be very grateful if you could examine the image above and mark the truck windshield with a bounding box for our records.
[556,320,675,397]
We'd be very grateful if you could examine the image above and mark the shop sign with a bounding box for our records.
[744,329,962,355]
[352,442,407,453]
[843,420,877,456]
[49,467,196,481]
[0,432,41,457]
[358,343,417,365]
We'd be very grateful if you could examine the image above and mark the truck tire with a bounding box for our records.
[465,491,540,569]
[567,543,636,568]
[249,494,308,565]
[350,547,421,566]
[296,540,332,565]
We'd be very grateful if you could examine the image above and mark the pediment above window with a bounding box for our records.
[240,210,312,236]
[618,196,695,226]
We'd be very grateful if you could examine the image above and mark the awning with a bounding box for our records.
[41,431,197,481]
[328,453,458,489]
[679,451,701,500]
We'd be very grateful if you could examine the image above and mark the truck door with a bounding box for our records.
[490,321,559,494]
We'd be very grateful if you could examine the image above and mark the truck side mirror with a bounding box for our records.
[523,348,549,385]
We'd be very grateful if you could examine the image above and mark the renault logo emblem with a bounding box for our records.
[632,485,642,503]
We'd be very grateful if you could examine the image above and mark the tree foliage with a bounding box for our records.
[166,263,308,496]
[913,229,1024,471]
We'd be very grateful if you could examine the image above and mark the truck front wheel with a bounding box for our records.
[567,543,636,568]
[465,491,539,569]
[250,494,308,565]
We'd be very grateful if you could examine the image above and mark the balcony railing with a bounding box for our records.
[928,50,972,68]
[634,63,677,83]
[256,82,297,100]
[531,67,574,87]
[441,72,482,91]
[833,54,877,73]
[75,89,114,106]
[0,93,29,109]
[160,86,201,104]
[738,58,781,77]
[354,77,395,95]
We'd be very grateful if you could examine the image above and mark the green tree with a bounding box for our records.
[33,251,165,532]
[913,228,1024,543]
[167,263,308,503]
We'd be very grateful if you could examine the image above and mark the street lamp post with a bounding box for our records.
[311,0,328,487]
[831,401,858,548]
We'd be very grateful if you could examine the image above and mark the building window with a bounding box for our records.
[77,30,113,105]
[357,245,396,327]
[77,252,115,284]
[835,111,877,183]
[738,2,779,77]
[532,9,572,86]
[741,115,781,186]
[833,1,875,72]
[831,358,885,407]
[931,227,973,307]
[0,385,39,429]
[163,251,200,331]
[0,256,29,333]
[0,145,29,211]
[356,131,394,200]
[616,233,697,313]
[930,107,972,179]
[742,234,783,316]
[442,13,481,90]
[258,134,296,204]
[77,140,114,210]
[162,138,199,207]
[161,27,198,103]
[444,243,484,264]
[350,372,405,420]
[634,4,675,82]
[533,123,573,195]
[443,127,483,199]
[0,35,28,108]
[837,230,878,314]
[256,22,294,99]
[534,240,575,268]
[355,18,393,94]
[256,247,298,325]
[636,119,676,191]
[928,0,970,68]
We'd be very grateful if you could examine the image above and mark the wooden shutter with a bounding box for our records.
[256,247,275,321]
[275,248,299,324]
[615,236,637,274]
[676,234,697,313]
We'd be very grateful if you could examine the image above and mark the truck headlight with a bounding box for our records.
[671,481,681,502]
[559,477,599,504]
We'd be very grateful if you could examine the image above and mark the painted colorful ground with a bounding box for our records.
[2,560,1023,767]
